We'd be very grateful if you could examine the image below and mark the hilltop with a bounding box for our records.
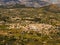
[43,4,60,13]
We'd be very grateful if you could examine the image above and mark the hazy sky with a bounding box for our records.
[51,0,60,4]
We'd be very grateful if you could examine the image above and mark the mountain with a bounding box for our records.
[0,0,60,8]
[0,0,20,5]
[0,0,51,8]
[43,4,60,13]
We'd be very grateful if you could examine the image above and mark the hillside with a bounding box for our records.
[43,4,60,13]
[0,5,60,45]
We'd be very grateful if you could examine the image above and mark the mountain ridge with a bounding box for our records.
[0,0,51,7]
[0,0,60,8]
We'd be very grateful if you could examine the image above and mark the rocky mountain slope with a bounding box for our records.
[0,0,55,7]
[0,0,60,9]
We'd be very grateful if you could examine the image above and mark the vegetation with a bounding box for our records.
[0,6,60,45]
[0,29,60,45]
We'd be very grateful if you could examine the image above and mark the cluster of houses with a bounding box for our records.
[0,22,54,30]
[0,21,58,35]
[7,23,57,35]
[5,23,22,29]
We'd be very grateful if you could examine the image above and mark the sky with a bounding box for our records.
[50,0,59,4]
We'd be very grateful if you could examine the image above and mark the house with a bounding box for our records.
[7,23,20,29]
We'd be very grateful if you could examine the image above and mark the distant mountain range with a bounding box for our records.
[0,0,52,7]
[0,0,60,7]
